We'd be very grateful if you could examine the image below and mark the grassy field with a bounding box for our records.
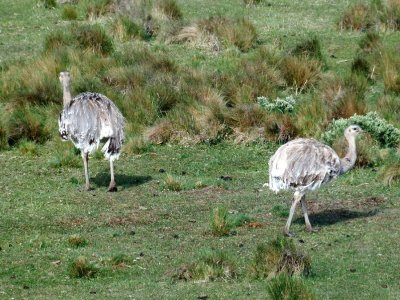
[1,143,400,299]
[1,0,400,299]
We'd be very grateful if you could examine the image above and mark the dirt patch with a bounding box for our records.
[104,211,154,227]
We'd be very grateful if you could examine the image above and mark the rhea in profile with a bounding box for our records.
[58,72,125,192]
[268,125,363,236]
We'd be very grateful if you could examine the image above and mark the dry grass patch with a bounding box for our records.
[68,256,98,278]
[250,236,311,279]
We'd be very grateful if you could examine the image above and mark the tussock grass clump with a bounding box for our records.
[163,174,183,191]
[68,234,88,248]
[174,249,237,282]
[112,16,145,41]
[197,16,258,52]
[111,254,131,267]
[250,236,311,279]
[352,56,371,78]
[48,142,81,168]
[40,0,57,9]
[291,36,325,64]
[339,2,376,31]
[280,56,321,93]
[17,140,40,156]
[381,50,400,94]
[7,106,51,145]
[68,256,98,278]
[380,155,400,186]
[323,111,400,147]
[210,206,234,236]
[267,274,316,300]
[74,25,114,55]
[359,31,381,52]
[85,0,113,20]
[154,0,183,20]
[62,5,78,20]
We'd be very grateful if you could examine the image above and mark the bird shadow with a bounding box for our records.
[92,172,152,189]
[294,208,379,227]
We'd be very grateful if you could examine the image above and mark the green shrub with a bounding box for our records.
[250,236,311,279]
[258,95,296,113]
[323,111,400,147]
[267,274,316,300]
[62,5,78,20]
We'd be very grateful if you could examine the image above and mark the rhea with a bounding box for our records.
[58,72,125,192]
[268,125,363,236]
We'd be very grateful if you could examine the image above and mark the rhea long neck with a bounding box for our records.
[62,79,72,106]
[339,134,357,174]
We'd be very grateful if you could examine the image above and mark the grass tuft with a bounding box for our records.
[210,206,234,236]
[174,249,237,282]
[250,236,311,279]
[74,24,114,55]
[68,234,88,248]
[68,256,98,278]
[267,274,316,300]
[163,174,183,191]
[62,5,78,20]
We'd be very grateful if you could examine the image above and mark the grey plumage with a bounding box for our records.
[58,72,125,191]
[268,125,363,236]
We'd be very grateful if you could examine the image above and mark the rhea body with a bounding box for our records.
[58,72,125,191]
[268,125,363,236]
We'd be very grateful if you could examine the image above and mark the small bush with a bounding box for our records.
[174,249,237,282]
[68,234,87,247]
[68,256,98,278]
[250,236,311,279]
[267,274,316,300]
[62,5,78,20]
[258,95,296,113]
[323,111,400,148]
[210,206,234,236]
[73,24,114,55]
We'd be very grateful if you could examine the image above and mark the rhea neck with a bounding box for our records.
[339,133,357,174]
[61,78,72,106]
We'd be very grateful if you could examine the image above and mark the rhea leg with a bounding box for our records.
[300,196,313,232]
[108,159,117,192]
[284,191,303,236]
[81,151,91,191]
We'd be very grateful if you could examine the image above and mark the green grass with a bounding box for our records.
[1,143,400,298]
[1,0,400,298]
